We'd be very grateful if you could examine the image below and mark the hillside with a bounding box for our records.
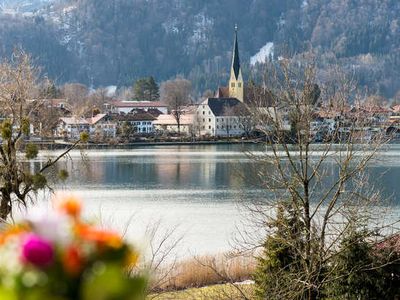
[0,0,399,97]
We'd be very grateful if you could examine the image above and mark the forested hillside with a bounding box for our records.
[0,0,399,97]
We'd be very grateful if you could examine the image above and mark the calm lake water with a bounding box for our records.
[31,144,400,258]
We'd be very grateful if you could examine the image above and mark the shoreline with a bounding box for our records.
[33,140,260,150]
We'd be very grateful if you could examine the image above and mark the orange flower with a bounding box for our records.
[0,224,29,245]
[63,245,84,276]
[56,196,82,218]
[77,224,122,249]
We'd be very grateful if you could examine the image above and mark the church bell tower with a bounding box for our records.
[228,25,244,102]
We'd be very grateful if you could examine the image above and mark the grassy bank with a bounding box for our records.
[148,283,254,300]
[148,254,256,295]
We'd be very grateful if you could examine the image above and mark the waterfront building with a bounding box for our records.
[56,114,116,139]
[154,114,195,135]
[112,112,157,134]
[196,98,246,137]
[195,26,248,137]
[110,100,168,115]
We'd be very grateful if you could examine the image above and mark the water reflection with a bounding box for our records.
[30,144,400,256]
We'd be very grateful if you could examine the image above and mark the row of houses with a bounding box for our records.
[53,27,400,141]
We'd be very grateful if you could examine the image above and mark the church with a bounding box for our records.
[195,26,248,137]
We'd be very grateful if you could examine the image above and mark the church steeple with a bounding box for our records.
[231,24,241,80]
[229,24,244,102]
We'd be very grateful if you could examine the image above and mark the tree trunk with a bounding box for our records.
[0,191,12,222]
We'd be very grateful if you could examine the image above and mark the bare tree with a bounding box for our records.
[238,59,397,299]
[87,87,112,115]
[160,78,192,136]
[0,51,86,221]
[61,83,89,117]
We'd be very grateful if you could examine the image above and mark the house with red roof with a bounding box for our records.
[57,114,116,139]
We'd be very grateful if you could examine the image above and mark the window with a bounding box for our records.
[238,83,242,88]
[209,126,211,129]
[208,111,210,115]
[217,125,219,129]
[203,118,205,122]
[202,126,205,129]
[203,111,205,115]
[231,82,235,88]
[209,118,211,122]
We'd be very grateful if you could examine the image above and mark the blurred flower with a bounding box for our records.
[56,195,82,218]
[126,249,139,268]
[63,245,84,276]
[0,224,28,246]
[0,196,145,299]
[22,234,54,268]
[26,209,71,245]
[77,225,122,249]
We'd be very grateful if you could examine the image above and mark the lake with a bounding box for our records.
[31,144,400,258]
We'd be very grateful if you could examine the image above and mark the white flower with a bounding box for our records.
[26,208,72,246]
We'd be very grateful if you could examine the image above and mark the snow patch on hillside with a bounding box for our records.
[250,42,274,65]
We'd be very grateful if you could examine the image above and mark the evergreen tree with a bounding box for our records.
[132,77,159,101]
[330,229,400,300]
[254,203,309,300]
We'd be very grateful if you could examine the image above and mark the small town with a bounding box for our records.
[23,30,400,146]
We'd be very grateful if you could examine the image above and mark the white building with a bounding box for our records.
[196,98,247,137]
[113,112,157,134]
[110,101,168,115]
[57,117,90,139]
[57,114,116,139]
[154,114,194,135]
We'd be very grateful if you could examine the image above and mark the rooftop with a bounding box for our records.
[112,101,168,108]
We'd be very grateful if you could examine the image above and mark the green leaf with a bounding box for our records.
[25,143,39,160]
[80,132,89,143]
[81,263,146,300]
[1,120,12,140]
[32,173,47,190]
[0,286,17,300]
[58,169,69,181]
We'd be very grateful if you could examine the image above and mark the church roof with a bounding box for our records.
[215,86,229,98]
[231,28,241,80]
[206,98,244,116]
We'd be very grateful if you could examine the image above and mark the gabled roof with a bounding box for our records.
[392,104,400,113]
[88,114,107,124]
[203,98,244,117]
[60,117,89,125]
[215,86,229,98]
[115,112,157,122]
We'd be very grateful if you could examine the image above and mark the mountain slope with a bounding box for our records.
[0,0,399,97]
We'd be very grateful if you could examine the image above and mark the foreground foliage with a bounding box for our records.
[0,196,146,300]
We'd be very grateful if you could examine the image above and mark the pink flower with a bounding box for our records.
[22,234,54,268]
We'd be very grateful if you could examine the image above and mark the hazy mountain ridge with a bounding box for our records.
[0,0,399,97]
[0,0,52,13]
